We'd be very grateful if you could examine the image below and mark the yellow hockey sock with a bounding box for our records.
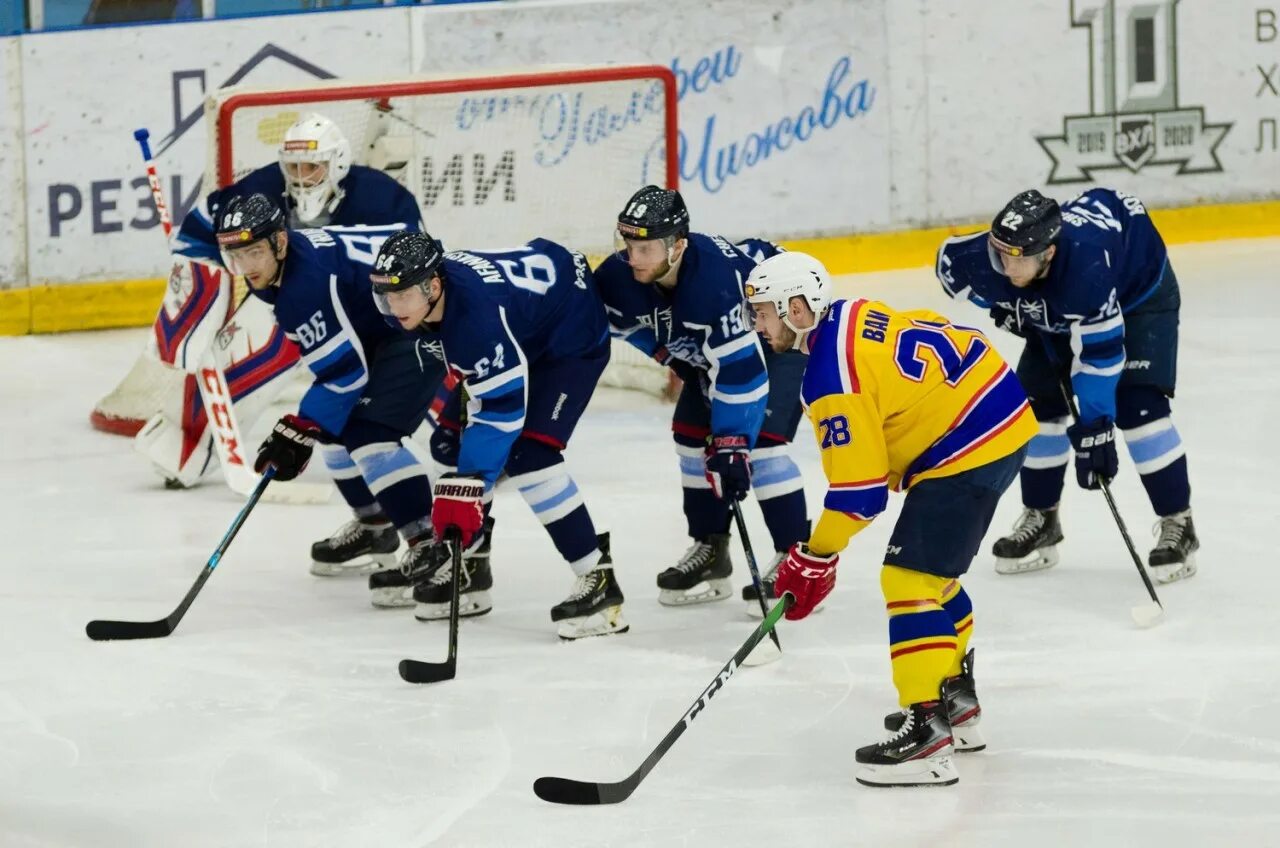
[939,578,974,678]
[881,565,959,707]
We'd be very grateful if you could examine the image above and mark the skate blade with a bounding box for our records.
[370,586,415,609]
[658,578,733,607]
[311,553,397,578]
[413,590,493,621]
[951,721,986,753]
[855,754,959,787]
[557,605,628,640]
[994,546,1059,575]
[1150,553,1196,585]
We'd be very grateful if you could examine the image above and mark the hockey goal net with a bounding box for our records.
[91,65,678,436]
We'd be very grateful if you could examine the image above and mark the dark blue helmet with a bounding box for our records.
[617,185,689,241]
[370,231,445,294]
[215,193,285,249]
[990,189,1061,257]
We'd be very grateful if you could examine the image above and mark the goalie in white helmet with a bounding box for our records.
[97,112,425,500]
[177,112,422,246]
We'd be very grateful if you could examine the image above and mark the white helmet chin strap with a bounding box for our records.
[779,299,822,349]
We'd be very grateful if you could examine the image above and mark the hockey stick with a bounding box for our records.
[134,129,329,506]
[135,129,173,238]
[398,529,463,684]
[1038,333,1163,627]
[533,593,794,805]
[729,501,782,663]
[86,467,276,641]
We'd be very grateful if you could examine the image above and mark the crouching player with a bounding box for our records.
[369,232,627,640]
[746,252,1037,787]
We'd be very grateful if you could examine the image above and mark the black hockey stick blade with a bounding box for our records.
[533,593,793,806]
[85,617,174,641]
[85,469,274,642]
[398,656,456,684]
[532,776,607,806]
[399,529,463,684]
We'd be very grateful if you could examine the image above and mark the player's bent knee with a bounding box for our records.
[880,565,949,604]
[1029,395,1070,422]
[1115,385,1172,429]
[340,419,408,452]
[506,436,564,476]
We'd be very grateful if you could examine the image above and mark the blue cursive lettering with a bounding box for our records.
[678,56,877,194]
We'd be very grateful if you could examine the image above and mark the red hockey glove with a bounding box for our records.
[431,474,486,548]
[774,544,839,621]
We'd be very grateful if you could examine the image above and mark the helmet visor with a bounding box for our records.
[988,233,1047,278]
[613,228,678,267]
[219,237,277,282]
[372,279,433,328]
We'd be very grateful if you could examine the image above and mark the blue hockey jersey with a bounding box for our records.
[176,165,422,262]
[593,233,777,444]
[249,224,409,437]
[936,188,1169,424]
[422,239,608,487]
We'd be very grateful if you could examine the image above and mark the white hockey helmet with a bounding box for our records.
[744,251,833,340]
[278,113,351,224]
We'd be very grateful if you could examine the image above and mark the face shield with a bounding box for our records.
[280,150,339,224]
[614,227,684,286]
[988,234,1050,282]
[219,236,281,288]
[371,273,436,331]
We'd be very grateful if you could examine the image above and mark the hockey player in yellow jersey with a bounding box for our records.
[744,252,1036,788]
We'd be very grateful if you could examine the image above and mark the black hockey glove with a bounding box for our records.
[255,414,320,482]
[704,435,752,501]
[1067,417,1118,490]
[989,304,1026,337]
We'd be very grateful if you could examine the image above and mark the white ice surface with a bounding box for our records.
[3,239,1279,847]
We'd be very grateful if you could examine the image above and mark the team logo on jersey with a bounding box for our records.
[1036,0,1231,183]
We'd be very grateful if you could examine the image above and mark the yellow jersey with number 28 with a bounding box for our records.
[802,298,1037,555]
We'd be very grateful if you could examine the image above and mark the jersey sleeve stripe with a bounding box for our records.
[823,483,888,520]
[838,299,865,394]
[800,300,850,405]
[468,366,527,399]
